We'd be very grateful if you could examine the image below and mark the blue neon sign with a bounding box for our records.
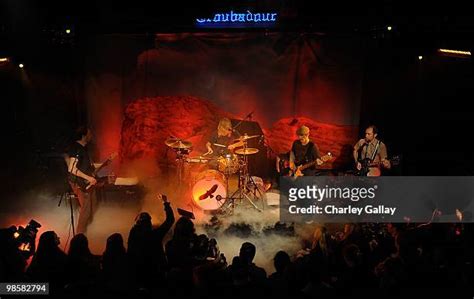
[196,10,278,28]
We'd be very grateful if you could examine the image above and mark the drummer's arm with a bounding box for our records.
[205,142,214,155]
[228,140,244,150]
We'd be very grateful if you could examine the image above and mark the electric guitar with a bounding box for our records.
[75,152,118,192]
[278,152,333,177]
[357,155,400,177]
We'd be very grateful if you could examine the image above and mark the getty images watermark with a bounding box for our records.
[279,176,474,223]
[287,184,397,216]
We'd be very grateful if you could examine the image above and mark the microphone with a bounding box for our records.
[199,184,218,200]
[245,110,254,120]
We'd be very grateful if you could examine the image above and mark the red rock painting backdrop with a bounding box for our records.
[84,33,364,176]
[119,96,357,176]
[120,96,234,173]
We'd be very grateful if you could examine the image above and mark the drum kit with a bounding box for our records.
[164,134,264,214]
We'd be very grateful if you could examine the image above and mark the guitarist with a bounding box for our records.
[66,126,99,234]
[353,125,391,176]
[289,125,323,176]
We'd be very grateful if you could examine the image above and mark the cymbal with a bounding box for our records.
[165,138,192,149]
[186,156,215,163]
[234,135,261,142]
[235,148,259,155]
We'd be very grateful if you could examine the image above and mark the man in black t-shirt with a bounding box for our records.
[66,126,98,234]
[289,125,322,176]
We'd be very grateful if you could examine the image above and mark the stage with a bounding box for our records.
[1,1,473,295]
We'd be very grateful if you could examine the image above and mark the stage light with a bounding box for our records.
[66,29,71,34]
[0,57,9,62]
[438,48,471,57]
[19,63,24,68]
[387,26,392,31]
[418,56,423,60]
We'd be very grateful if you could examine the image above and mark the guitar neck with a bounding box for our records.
[300,161,317,171]
[93,158,112,176]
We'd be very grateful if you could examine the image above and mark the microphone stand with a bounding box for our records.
[232,110,254,131]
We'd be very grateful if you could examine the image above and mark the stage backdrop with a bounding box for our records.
[83,32,363,176]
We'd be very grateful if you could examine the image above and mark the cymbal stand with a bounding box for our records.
[226,140,262,212]
[174,149,188,191]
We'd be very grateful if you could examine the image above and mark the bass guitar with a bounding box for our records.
[357,155,400,177]
[75,152,118,192]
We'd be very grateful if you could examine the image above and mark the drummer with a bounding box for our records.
[205,118,243,157]
[205,118,272,193]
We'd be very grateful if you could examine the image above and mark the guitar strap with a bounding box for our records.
[70,153,80,184]
[369,140,381,162]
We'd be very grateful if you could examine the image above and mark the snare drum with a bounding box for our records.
[192,170,227,210]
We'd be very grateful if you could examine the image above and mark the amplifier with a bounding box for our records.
[96,183,145,205]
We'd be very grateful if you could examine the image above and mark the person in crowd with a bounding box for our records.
[26,231,68,293]
[127,194,175,291]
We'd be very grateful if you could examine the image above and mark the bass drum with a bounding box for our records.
[192,170,227,211]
